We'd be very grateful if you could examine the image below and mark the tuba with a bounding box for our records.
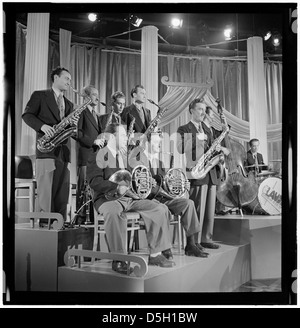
[37,87,92,153]
[105,165,153,201]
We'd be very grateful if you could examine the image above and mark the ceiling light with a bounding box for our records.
[264,31,272,41]
[224,27,233,40]
[88,13,97,22]
[272,37,280,47]
[129,15,143,27]
[171,18,183,29]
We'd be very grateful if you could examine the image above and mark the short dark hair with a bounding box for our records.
[131,85,144,98]
[188,98,205,114]
[205,106,213,115]
[50,66,70,82]
[111,91,125,102]
[249,138,259,146]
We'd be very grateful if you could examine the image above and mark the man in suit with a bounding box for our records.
[121,85,152,139]
[76,85,104,220]
[87,123,176,275]
[99,91,126,131]
[245,138,266,174]
[22,66,75,220]
[129,132,208,258]
[177,99,229,251]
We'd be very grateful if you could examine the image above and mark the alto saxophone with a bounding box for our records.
[37,88,92,153]
[191,126,229,179]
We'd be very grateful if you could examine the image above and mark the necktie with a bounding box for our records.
[197,123,203,133]
[253,154,259,171]
[57,93,65,120]
[138,107,145,124]
[92,110,98,124]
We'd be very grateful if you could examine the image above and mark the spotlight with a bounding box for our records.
[272,37,280,47]
[129,15,143,27]
[224,25,233,40]
[88,13,97,22]
[264,31,272,41]
[171,17,183,29]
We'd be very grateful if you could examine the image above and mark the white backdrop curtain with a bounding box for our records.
[16,30,282,172]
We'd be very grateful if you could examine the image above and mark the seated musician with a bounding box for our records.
[245,138,267,174]
[86,123,176,275]
[128,131,209,258]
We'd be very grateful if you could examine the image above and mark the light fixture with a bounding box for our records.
[171,17,183,29]
[264,31,272,41]
[88,13,97,22]
[224,25,233,40]
[272,37,280,47]
[129,15,143,27]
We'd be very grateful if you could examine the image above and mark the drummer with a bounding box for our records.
[245,138,267,174]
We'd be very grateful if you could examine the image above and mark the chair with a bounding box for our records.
[92,210,142,263]
[15,156,36,212]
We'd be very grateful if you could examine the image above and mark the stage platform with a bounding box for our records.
[15,213,281,293]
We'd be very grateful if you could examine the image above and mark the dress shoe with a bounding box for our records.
[162,248,173,260]
[195,243,209,255]
[185,244,209,258]
[201,242,220,249]
[112,261,133,275]
[148,254,175,268]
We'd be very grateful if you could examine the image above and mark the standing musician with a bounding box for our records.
[177,99,229,251]
[22,66,75,220]
[245,138,266,174]
[129,132,209,258]
[76,85,104,218]
[121,85,152,137]
[86,123,176,275]
[99,91,126,130]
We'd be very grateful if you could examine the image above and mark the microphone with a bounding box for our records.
[147,99,160,109]
[100,102,107,107]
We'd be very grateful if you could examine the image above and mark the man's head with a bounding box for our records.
[83,85,99,107]
[249,138,260,153]
[204,106,214,124]
[106,124,128,150]
[189,98,206,123]
[111,91,126,114]
[51,66,71,92]
[131,85,146,105]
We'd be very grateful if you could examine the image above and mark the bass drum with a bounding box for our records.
[243,177,282,215]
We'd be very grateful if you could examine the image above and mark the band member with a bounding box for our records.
[129,132,209,258]
[245,138,266,174]
[99,91,126,130]
[177,99,229,250]
[76,85,104,220]
[87,123,176,275]
[22,66,75,220]
[121,85,152,135]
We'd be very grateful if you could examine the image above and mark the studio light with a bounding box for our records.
[88,13,97,22]
[171,17,183,29]
[224,25,233,40]
[129,15,143,27]
[264,31,272,41]
[272,37,280,47]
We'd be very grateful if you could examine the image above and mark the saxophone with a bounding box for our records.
[191,126,229,179]
[37,89,92,153]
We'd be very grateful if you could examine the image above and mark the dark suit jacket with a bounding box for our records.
[245,150,265,173]
[121,103,151,134]
[177,121,220,186]
[22,89,74,162]
[99,112,126,132]
[76,107,102,166]
[87,147,129,210]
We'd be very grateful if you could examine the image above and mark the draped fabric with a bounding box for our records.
[20,13,50,156]
[16,28,282,171]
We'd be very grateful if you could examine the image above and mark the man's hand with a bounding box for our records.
[70,113,80,126]
[41,124,55,137]
[117,185,129,195]
[220,146,231,156]
[197,132,207,141]
[94,138,105,147]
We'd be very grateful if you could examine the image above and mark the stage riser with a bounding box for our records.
[57,244,250,293]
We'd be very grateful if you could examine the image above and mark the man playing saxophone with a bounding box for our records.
[22,66,76,220]
[129,131,208,258]
[177,99,229,251]
[86,123,176,275]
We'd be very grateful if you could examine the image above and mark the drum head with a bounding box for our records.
[257,177,281,215]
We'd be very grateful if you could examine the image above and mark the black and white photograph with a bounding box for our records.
[1,1,297,309]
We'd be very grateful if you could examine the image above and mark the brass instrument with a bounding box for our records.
[162,168,188,198]
[105,165,152,201]
[37,87,92,153]
[191,126,229,179]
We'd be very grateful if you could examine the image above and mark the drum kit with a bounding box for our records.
[243,160,282,215]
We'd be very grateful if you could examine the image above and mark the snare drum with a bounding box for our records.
[243,177,282,215]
